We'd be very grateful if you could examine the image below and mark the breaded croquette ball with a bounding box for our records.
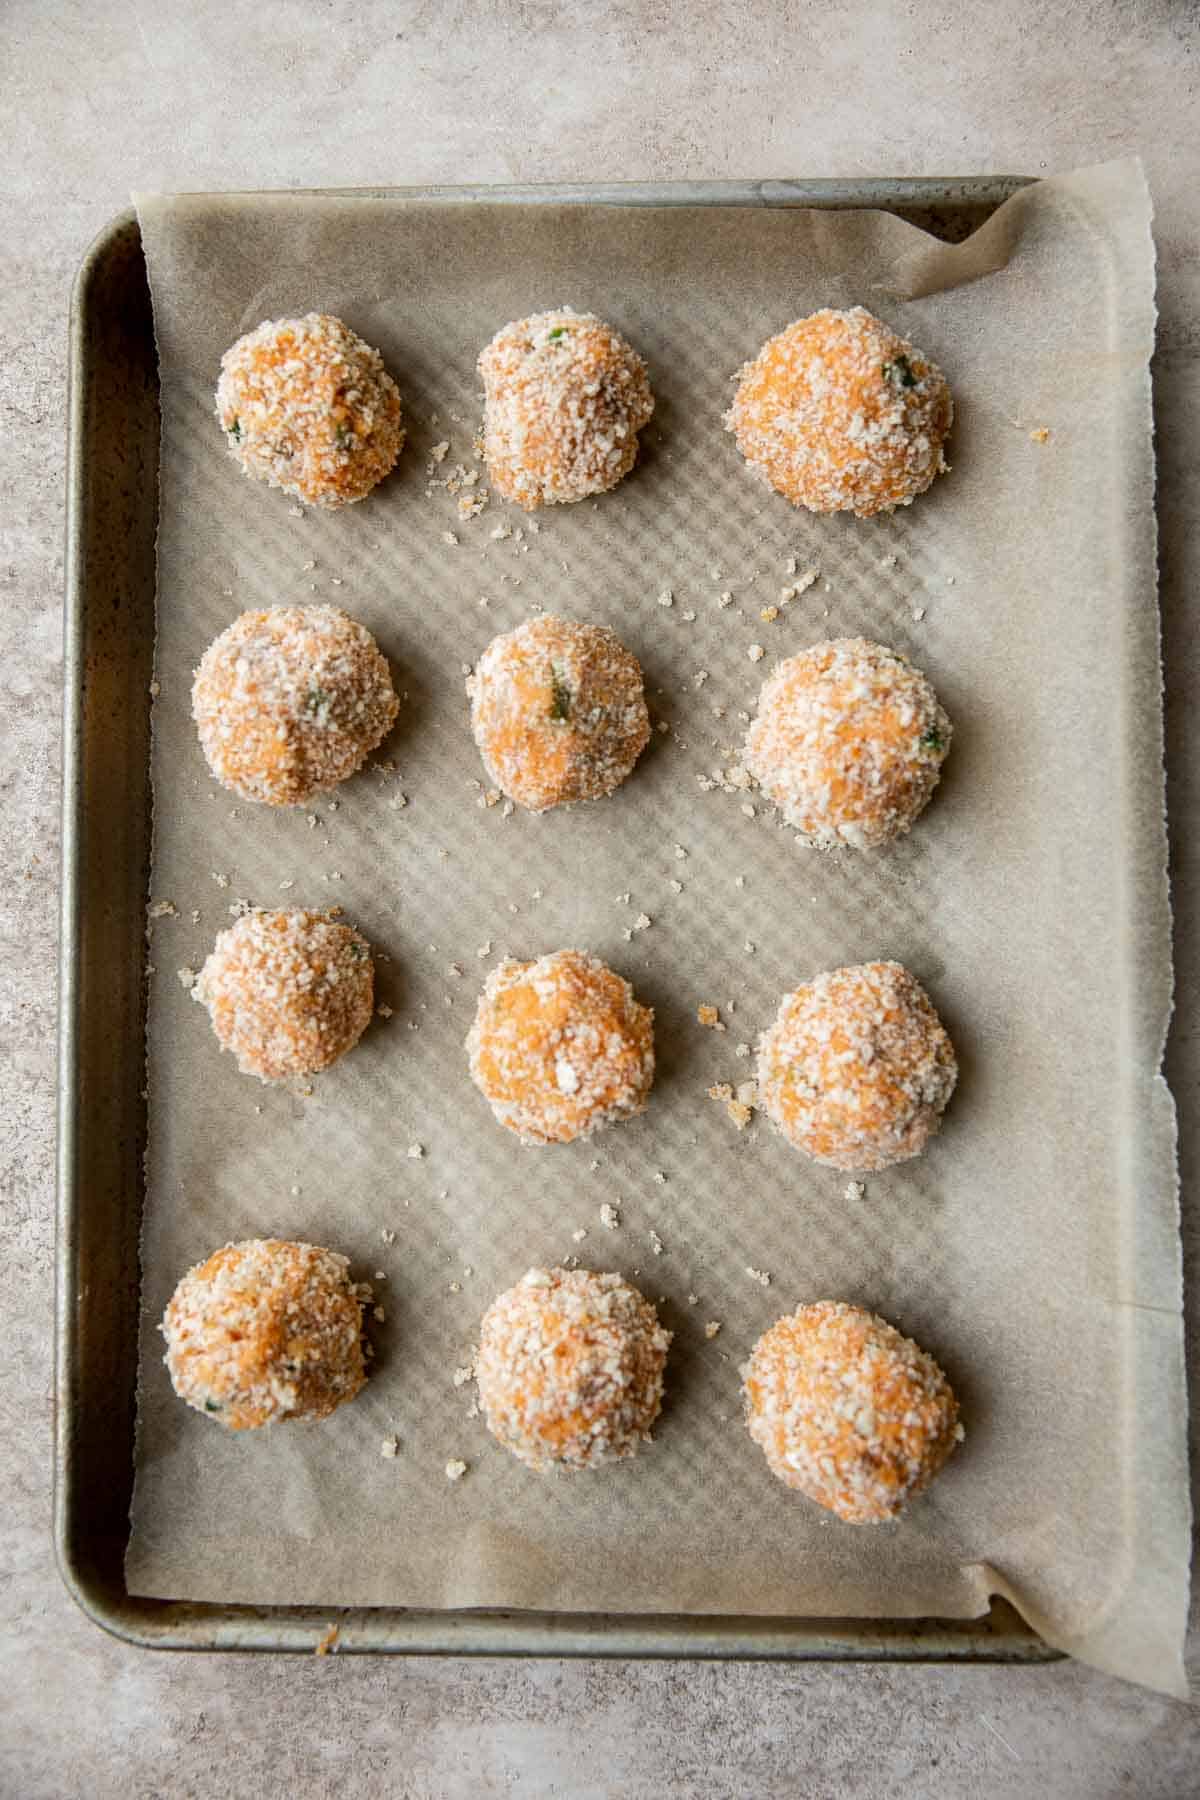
[476,1266,671,1470]
[757,961,956,1172]
[195,907,374,1082]
[726,307,952,517]
[466,949,654,1145]
[745,637,951,849]
[162,1238,372,1429]
[192,606,399,807]
[479,307,654,509]
[743,1302,963,1521]
[467,615,650,813]
[215,313,403,507]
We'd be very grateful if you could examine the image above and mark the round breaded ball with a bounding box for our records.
[467,615,650,812]
[195,907,374,1082]
[726,307,952,517]
[466,949,654,1145]
[745,637,951,848]
[477,1266,671,1470]
[162,1238,371,1430]
[215,312,403,507]
[743,1302,963,1521]
[757,961,956,1171]
[479,307,654,509]
[192,605,399,807]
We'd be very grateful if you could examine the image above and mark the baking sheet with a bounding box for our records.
[126,163,1188,1695]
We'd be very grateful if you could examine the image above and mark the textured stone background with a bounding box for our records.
[3,3,1197,1794]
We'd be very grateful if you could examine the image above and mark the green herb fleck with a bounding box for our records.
[306,685,332,715]
[547,327,567,342]
[204,1400,220,1412]
[920,727,944,752]
[334,421,353,447]
[548,663,572,722]
[228,417,242,442]
[347,940,369,961]
[882,354,917,390]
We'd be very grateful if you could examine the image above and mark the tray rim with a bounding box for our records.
[56,176,1057,1661]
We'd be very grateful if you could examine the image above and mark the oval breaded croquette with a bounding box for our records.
[726,307,952,517]
[479,307,654,509]
[745,637,951,849]
[467,615,650,813]
[162,1238,372,1429]
[192,606,399,807]
[476,1266,671,1471]
[743,1301,963,1521]
[195,907,375,1082]
[757,961,956,1172]
[215,312,403,507]
[466,949,654,1145]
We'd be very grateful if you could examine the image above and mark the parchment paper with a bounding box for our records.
[127,163,1190,1695]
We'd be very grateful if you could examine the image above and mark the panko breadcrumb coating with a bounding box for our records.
[479,308,654,509]
[745,637,951,848]
[726,307,952,517]
[192,606,399,807]
[216,313,403,507]
[743,1301,962,1521]
[466,949,654,1145]
[476,1266,671,1470]
[757,961,956,1172]
[467,615,650,812]
[162,1238,371,1429]
[195,907,374,1081]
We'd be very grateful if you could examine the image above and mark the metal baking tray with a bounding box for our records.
[56,180,1056,1659]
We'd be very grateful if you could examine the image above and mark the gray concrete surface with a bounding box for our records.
[3,3,1198,1794]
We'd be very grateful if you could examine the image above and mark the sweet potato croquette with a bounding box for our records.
[726,307,952,517]
[476,1266,671,1470]
[743,1302,962,1521]
[192,606,399,807]
[467,615,650,812]
[466,949,654,1145]
[162,1239,371,1429]
[757,961,956,1172]
[479,308,654,509]
[195,907,374,1081]
[745,637,951,848]
[215,313,403,507]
